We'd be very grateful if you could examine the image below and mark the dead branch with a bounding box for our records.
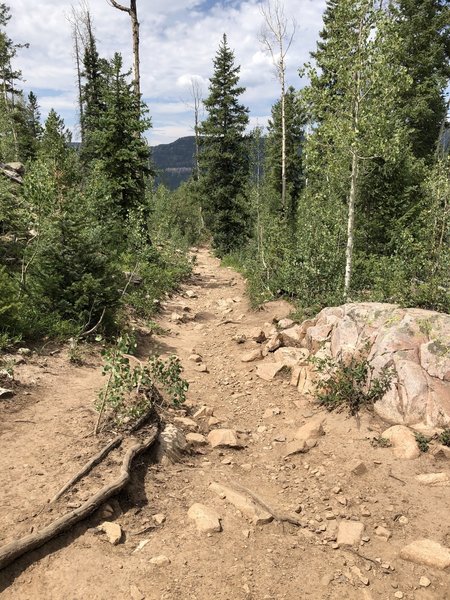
[49,435,123,504]
[0,426,158,571]
[229,480,301,526]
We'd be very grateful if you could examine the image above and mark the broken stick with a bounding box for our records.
[0,426,158,571]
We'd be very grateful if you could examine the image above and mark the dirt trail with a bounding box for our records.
[0,248,449,599]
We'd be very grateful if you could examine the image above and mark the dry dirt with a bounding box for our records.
[0,248,449,600]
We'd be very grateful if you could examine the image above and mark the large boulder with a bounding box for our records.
[297,303,450,428]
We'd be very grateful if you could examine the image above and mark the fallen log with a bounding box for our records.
[0,426,158,571]
[49,434,123,504]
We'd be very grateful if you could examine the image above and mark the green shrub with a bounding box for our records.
[312,356,393,416]
[415,432,430,453]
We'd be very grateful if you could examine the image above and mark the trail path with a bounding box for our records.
[0,248,449,599]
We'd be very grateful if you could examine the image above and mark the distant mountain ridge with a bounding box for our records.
[152,136,195,190]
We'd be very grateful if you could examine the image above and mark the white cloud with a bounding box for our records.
[7,0,326,144]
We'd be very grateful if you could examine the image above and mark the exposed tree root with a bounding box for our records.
[229,480,302,526]
[0,426,158,571]
[49,435,123,504]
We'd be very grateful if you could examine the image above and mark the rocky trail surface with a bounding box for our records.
[0,248,449,599]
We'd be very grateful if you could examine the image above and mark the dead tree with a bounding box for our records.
[108,0,141,100]
[260,1,296,212]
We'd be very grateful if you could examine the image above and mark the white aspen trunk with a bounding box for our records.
[280,65,286,211]
[130,0,140,100]
[344,150,359,299]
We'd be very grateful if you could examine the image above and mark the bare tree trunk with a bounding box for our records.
[190,79,203,181]
[108,0,140,100]
[280,65,286,210]
[260,1,295,215]
[344,150,359,299]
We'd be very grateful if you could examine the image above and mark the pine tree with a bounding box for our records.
[199,34,250,255]
[0,3,29,161]
[266,86,305,224]
[87,52,151,217]
[392,0,450,160]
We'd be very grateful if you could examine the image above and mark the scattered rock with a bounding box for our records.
[241,348,263,363]
[188,354,202,363]
[400,539,450,570]
[263,407,281,419]
[350,565,369,586]
[419,576,431,588]
[97,522,122,545]
[153,513,166,525]
[170,312,184,323]
[157,424,187,463]
[149,555,171,567]
[185,290,197,298]
[249,328,266,343]
[294,415,326,444]
[273,347,309,368]
[280,325,303,347]
[0,388,14,399]
[265,333,282,353]
[186,432,207,446]
[375,526,392,541]
[348,459,367,476]
[187,503,222,533]
[209,482,273,525]
[174,416,198,431]
[278,318,294,329]
[208,416,221,427]
[195,364,209,373]
[382,425,421,459]
[337,521,364,547]
[208,429,241,449]
[415,472,450,486]
[17,347,31,356]
[256,362,285,382]
[284,439,314,457]
[394,592,404,599]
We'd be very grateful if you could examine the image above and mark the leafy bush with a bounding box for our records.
[311,355,393,416]
[96,335,188,430]
[415,432,430,453]
[438,429,450,447]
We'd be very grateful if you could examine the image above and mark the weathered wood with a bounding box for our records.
[0,427,158,571]
[49,434,123,504]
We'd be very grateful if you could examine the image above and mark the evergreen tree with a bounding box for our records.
[0,3,29,161]
[266,86,305,224]
[392,0,450,161]
[199,34,250,255]
[87,52,151,217]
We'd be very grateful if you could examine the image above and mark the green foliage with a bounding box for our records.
[148,354,189,407]
[97,335,188,427]
[312,355,393,416]
[370,436,392,448]
[198,34,250,256]
[415,432,430,453]
[438,429,450,447]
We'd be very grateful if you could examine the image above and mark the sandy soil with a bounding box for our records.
[0,248,449,600]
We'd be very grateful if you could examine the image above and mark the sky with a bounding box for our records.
[7,0,326,146]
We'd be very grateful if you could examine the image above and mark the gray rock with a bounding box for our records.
[208,429,241,448]
[209,482,273,525]
[0,388,14,399]
[187,503,221,533]
[400,539,450,570]
[337,520,364,546]
[97,521,122,545]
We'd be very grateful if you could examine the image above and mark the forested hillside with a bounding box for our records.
[0,0,449,348]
